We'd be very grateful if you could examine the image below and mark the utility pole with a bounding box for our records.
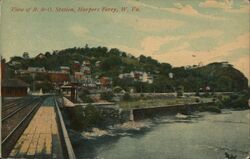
[32,73,35,93]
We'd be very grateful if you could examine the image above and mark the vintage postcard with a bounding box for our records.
[0,0,249,159]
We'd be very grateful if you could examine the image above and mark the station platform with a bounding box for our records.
[9,97,65,159]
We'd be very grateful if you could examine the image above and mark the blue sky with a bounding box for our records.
[1,0,249,80]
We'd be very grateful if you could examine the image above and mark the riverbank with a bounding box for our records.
[63,91,249,131]
[118,97,199,110]
[72,109,250,159]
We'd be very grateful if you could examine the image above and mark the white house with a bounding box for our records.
[27,67,46,73]
[119,71,153,84]
[60,66,70,73]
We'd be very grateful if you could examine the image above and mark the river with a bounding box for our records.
[74,109,250,159]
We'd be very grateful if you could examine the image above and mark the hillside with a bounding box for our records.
[6,45,248,92]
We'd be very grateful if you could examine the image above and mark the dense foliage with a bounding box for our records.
[216,91,249,109]
[100,91,114,101]
[7,45,248,92]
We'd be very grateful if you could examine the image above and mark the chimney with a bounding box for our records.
[1,57,6,80]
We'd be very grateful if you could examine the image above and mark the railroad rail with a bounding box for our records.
[2,97,38,121]
[2,97,26,109]
[2,97,23,105]
[1,96,45,158]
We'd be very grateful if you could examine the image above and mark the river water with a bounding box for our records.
[74,110,250,159]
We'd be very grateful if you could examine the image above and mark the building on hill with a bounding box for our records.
[27,67,46,73]
[119,71,153,84]
[131,71,142,81]
[98,76,112,89]
[118,73,133,79]
[221,61,232,67]
[35,53,45,59]
[17,67,47,78]
[95,61,101,67]
[82,60,91,66]
[142,72,153,84]
[9,60,21,66]
[72,61,80,72]
[48,71,69,84]
[60,66,70,73]
[81,60,91,76]
[1,79,29,97]
[80,66,91,75]
[23,52,30,59]
[82,78,96,88]
[74,72,85,83]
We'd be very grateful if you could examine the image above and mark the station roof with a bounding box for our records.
[63,97,75,107]
[2,79,29,88]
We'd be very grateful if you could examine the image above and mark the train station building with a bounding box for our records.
[1,79,29,97]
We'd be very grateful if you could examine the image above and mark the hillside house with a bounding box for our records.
[74,72,85,82]
[119,71,153,84]
[82,78,96,88]
[82,60,91,66]
[27,67,46,73]
[60,66,70,73]
[9,61,21,66]
[99,76,112,88]
[95,61,101,67]
[48,71,69,84]
[35,53,45,59]
[118,73,133,79]
[72,61,80,72]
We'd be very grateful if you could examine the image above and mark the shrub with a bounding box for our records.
[81,88,90,94]
[123,93,131,101]
[79,93,94,103]
[83,105,103,128]
[195,98,200,103]
[231,95,248,109]
[176,85,184,97]
[195,91,200,96]
[199,106,221,113]
[113,86,123,93]
[216,93,249,109]
[100,91,114,101]
[69,106,85,131]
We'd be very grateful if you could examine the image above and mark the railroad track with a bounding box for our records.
[1,96,46,158]
[2,97,35,119]
[2,97,38,121]
[2,98,23,105]
[2,97,25,108]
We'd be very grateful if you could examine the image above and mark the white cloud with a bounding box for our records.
[68,24,100,42]
[167,42,190,52]
[199,0,233,9]
[110,32,249,80]
[226,5,249,13]
[199,0,249,13]
[208,33,249,60]
[127,1,224,20]
[188,30,223,39]
[139,29,223,54]
[127,18,184,32]
[151,33,249,79]
[69,25,89,38]
[113,15,184,32]
[169,4,201,15]
[140,36,179,54]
